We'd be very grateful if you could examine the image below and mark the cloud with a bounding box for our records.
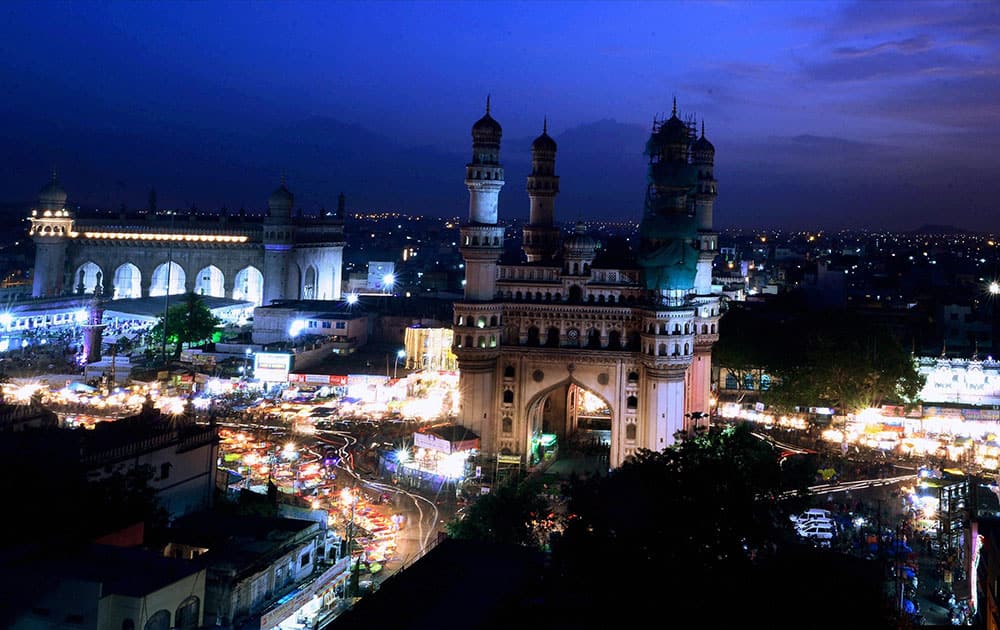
[832,35,935,58]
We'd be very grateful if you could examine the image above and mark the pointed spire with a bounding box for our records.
[51,165,58,182]
[543,116,548,135]
[672,96,677,117]
[280,171,286,187]
[701,119,706,138]
[486,94,491,115]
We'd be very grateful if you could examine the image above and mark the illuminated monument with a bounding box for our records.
[452,98,721,470]
[27,173,345,306]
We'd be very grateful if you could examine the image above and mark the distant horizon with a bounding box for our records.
[2,2,997,233]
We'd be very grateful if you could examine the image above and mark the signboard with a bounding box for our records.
[414,430,452,454]
[255,352,291,382]
[497,454,521,465]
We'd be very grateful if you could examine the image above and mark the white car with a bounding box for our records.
[797,523,835,540]
[791,515,834,529]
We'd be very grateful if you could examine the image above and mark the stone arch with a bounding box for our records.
[113,263,141,299]
[608,330,622,349]
[545,326,560,347]
[233,266,264,306]
[74,261,103,295]
[524,377,614,464]
[175,596,200,630]
[527,326,540,346]
[144,610,170,630]
[587,328,601,348]
[568,285,583,303]
[302,265,317,299]
[194,265,225,298]
[149,261,186,297]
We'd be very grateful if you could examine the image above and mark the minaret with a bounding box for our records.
[454,98,507,459]
[688,120,721,425]
[691,120,718,295]
[29,170,74,297]
[523,118,560,262]
[262,176,295,305]
[460,96,505,300]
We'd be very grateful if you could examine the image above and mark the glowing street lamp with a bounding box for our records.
[382,273,395,294]
[346,293,359,305]
[989,281,1000,296]
[394,349,406,378]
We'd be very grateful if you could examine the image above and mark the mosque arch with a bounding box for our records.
[194,265,225,298]
[113,263,142,299]
[150,261,186,297]
[74,261,103,295]
[233,266,264,306]
[302,265,317,299]
[524,379,613,465]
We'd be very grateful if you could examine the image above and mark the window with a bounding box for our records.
[626,424,636,440]
[504,365,515,378]
[301,552,311,567]
[145,610,170,630]
[626,395,638,410]
[503,390,514,404]
[175,597,200,630]
[335,322,346,329]
[322,321,331,328]
[502,417,513,433]
[160,462,171,480]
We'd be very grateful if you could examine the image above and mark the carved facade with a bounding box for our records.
[28,174,345,307]
[453,100,722,470]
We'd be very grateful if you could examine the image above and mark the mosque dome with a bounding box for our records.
[692,124,715,154]
[563,221,597,254]
[268,180,294,211]
[532,120,557,153]
[38,172,67,208]
[472,97,502,143]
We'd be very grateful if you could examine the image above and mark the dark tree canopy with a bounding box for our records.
[447,424,900,629]
[716,302,924,415]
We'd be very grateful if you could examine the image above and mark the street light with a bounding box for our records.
[990,281,1000,296]
[394,349,405,378]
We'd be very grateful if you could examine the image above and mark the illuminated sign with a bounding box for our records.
[254,352,291,382]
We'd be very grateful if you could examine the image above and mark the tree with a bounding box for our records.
[713,304,779,403]
[446,482,548,547]
[762,310,925,415]
[150,292,221,360]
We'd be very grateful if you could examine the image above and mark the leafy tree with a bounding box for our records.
[446,482,548,547]
[712,304,779,403]
[150,292,220,360]
[763,310,925,415]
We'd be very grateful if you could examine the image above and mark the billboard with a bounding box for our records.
[255,352,291,382]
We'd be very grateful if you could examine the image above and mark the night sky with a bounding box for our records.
[2,1,997,232]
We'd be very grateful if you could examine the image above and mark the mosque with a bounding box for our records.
[27,175,345,307]
[452,98,722,470]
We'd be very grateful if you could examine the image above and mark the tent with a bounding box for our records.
[66,381,97,393]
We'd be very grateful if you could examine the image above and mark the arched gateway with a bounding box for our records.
[452,100,721,474]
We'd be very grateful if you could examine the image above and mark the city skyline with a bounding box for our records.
[1,1,998,232]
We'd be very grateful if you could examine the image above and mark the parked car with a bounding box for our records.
[790,514,834,528]
[797,523,835,541]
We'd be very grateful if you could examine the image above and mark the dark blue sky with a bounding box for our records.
[2,1,998,232]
